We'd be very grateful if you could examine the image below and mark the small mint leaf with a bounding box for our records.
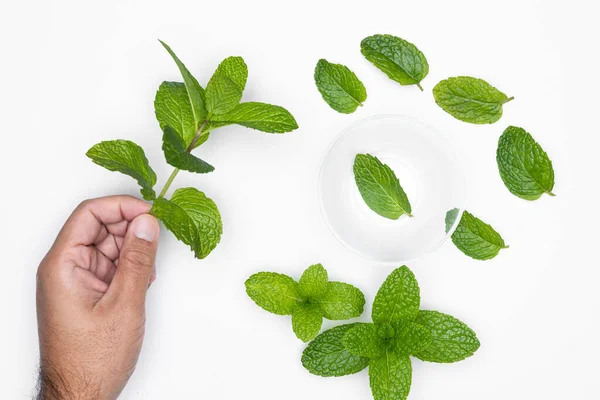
[298,264,329,300]
[244,272,300,316]
[150,187,222,258]
[354,153,412,220]
[302,324,370,377]
[314,59,367,114]
[205,56,247,115]
[342,323,383,359]
[154,81,202,147]
[372,266,420,324]
[451,210,507,260]
[413,310,480,363]
[433,76,513,124]
[292,303,323,342]
[369,350,412,400]
[86,140,156,201]
[318,282,366,320]
[162,126,214,174]
[497,126,555,200]
[394,321,433,356]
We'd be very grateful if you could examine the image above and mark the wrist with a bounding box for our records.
[37,364,101,400]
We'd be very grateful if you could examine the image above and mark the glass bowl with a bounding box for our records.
[318,115,465,265]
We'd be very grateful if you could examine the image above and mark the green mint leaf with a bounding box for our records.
[394,321,432,356]
[361,34,428,91]
[150,187,222,259]
[369,350,412,400]
[154,81,202,147]
[302,324,370,377]
[314,59,367,113]
[433,76,513,124]
[206,75,243,116]
[353,153,412,220]
[245,272,300,315]
[205,57,247,116]
[212,56,248,91]
[497,126,556,200]
[292,303,323,342]
[445,207,460,234]
[86,140,157,200]
[342,323,384,359]
[318,282,366,320]
[372,266,420,324]
[208,102,298,133]
[413,310,480,363]
[298,263,329,300]
[159,40,206,127]
[162,126,214,174]
[451,210,508,260]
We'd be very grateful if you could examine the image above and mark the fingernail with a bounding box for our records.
[134,215,158,242]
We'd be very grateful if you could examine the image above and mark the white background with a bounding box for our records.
[1,0,599,398]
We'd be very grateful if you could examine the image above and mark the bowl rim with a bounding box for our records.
[316,113,466,266]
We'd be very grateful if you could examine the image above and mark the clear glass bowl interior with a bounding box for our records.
[318,115,465,264]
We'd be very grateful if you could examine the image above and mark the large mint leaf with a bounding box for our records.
[451,210,508,260]
[159,40,206,127]
[162,126,214,174]
[354,153,412,220]
[245,272,300,315]
[497,126,556,200]
[369,350,412,400]
[86,140,156,200]
[394,321,432,356]
[372,266,420,324]
[150,187,222,259]
[292,303,323,342]
[361,34,428,91]
[314,59,366,114]
[298,264,329,300]
[342,323,384,359]
[433,76,513,124]
[302,323,370,377]
[318,282,365,320]
[413,310,480,363]
[208,102,298,133]
[205,56,247,115]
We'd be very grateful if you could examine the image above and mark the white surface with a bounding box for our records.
[319,115,465,263]
[1,0,599,398]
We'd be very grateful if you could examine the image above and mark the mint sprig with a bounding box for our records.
[245,264,365,342]
[86,41,298,259]
[302,266,480,400]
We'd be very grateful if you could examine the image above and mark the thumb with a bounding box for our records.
[107,214,159,308]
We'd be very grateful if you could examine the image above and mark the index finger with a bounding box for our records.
[56,195,152,247]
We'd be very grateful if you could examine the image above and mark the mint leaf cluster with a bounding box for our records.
[245,264,365,342]
[353,153,413,219]
[302,266,479,400]
[86,41,298,259]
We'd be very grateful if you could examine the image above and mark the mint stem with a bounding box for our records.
[505,96,515,103]
[416,82,424,92]
[158,120,208,198]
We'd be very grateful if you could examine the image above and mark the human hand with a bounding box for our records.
[36,196,160,399]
